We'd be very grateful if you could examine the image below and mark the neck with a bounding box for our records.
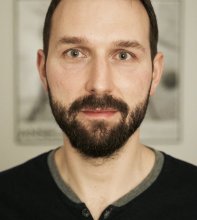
[55,130,155,219]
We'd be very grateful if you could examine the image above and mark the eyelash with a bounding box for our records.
[114,50,136,61]
[63,48,86,58]
[63,48,137,61]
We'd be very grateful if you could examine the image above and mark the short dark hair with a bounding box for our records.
[43,0,158,59]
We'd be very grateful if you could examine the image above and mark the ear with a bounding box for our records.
[149,52,164,96]
[37,49,48,92]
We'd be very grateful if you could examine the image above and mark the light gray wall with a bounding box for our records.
[0,0,197,170]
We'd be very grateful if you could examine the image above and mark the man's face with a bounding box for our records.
[38,0,163,158]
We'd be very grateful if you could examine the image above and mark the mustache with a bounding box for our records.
[68,94,129,116]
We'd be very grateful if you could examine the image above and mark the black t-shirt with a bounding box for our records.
[0,150,197,220]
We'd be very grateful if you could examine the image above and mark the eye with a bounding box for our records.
[65,49,85,58]
[118,51,132,60]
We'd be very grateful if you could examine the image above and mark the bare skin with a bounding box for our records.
[55,134,155,219]
[37,0,163,219]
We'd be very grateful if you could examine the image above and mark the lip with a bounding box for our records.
[81,108,118,118]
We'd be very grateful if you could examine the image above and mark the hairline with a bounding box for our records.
[44,0,157,60]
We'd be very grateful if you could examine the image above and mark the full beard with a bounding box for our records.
[48,88,150,159]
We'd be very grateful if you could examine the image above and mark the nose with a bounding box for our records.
[85,57,114,95]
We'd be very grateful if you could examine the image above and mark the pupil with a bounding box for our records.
[71,50,79,57]
[120,52,127,60]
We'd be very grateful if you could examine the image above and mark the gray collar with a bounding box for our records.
[47,147,164,207]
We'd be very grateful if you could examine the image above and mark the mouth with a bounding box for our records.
[80,108,118,119]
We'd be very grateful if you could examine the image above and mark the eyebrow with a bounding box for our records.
[113,40,145,52]
[56,36,145,52]
[56,36,88,48]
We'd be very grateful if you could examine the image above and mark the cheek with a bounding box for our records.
[114,68,152,106]
[46,61,86,104]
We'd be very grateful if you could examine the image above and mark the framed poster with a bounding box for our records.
[14,0,61,145]
[14,0,182,144]
[141,0,181,143]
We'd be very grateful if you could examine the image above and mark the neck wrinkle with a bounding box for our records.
[54,130,154,204]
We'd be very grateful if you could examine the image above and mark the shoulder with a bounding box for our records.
[163,152,197,174]
[0,150,57,217]
[160,152,197,188]
[0,151,51,189]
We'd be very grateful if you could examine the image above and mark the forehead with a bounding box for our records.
[50,0,150,47]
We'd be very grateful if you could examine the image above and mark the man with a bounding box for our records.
[0,0,197,219]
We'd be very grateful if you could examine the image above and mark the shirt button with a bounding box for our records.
[82,208,91,218]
